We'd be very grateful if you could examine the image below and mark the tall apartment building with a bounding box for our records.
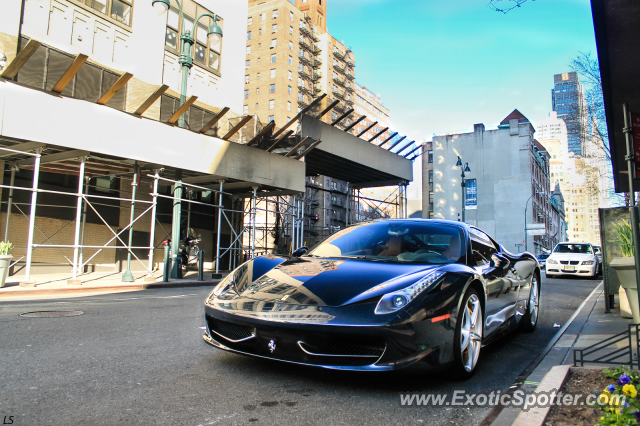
[538,112,602,245]
[244,0,398,245]
[426,110,555,254]
[551,72,588,156]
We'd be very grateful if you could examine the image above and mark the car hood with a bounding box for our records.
[231,256,443,307]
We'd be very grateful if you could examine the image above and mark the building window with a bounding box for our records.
[332,112,337,121]
[289,26,293,35]
[259,28,262,35]
[271,69,276,78]
[269,100,275,109]
[247,31,251,40]
[272,9,278,19]
[269,115,274,122]
[256,87,259,94]
[248,16,252,26]
[288,55,292,65]
[244,89,248,99]
[288,85,291,95]
[245,74,249,83]
[288,70,292,80]
[289,40,293,50]
[246,46,251,55]
[287,116,291,122]
[84,0,132,26]
[270,84,275,94]
[272,24,278,33]
[428,150,433,163]
[429,170,433,183]
[260,13,265,21]
[271,39,277,48]
[290,11,294,21]
[245,60,250,69]
[287,101,291,111]
[257,58,260,65]
[429,191,433,203]
[243,105,248,114]
[258,43,261,50]
[255,103,258,110]
[271,54,276,63]
[257,72,260,80]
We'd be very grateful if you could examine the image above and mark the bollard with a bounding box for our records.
[198,249,204,281]
[163,244,170,282]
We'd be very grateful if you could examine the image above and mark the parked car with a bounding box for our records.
[545,242,599,279]
[537,253,550,270]
[203,219,541,379]
[592,245,603,275]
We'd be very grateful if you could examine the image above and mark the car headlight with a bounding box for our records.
[582,260,594,265]
[212,273,235,296]
[547,259,558,264]
[375,270,445,315]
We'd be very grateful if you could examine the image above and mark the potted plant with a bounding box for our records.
[610,220,639,322]
[0,241,13,288]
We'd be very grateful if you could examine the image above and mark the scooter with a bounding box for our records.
[162,231,201,271]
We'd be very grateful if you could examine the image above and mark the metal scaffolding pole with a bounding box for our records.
[147,171,160,275]
[186,189,192,233]
[251,187,258,258]
[215,180,224,275]
[24,149,42,283]
[78,177,89,274]
[170,173,183,279]
[71,157,86,280]
[300,197,305,247]
[122,164,139,282]
[4,167,16,241]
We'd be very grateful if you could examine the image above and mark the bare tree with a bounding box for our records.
[487,0,534,14]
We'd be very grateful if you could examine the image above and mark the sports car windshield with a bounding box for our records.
[554,243,592,254]
[307,221,466,264]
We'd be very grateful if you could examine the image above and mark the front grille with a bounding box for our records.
[560,260,580,265]
[300,338,385,357]
[209,318,255,341]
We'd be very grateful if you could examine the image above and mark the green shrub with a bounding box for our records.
[0,241,13,256]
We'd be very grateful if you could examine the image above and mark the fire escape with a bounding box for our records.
[331,48,355,130]
[298,16,322,112]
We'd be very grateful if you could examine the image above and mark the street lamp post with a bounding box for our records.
[455,156,471,222]
[524,191,542,253]
[151,0,222,277]
[152,0,223,128]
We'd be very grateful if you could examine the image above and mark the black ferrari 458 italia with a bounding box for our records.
[203,219,540,378]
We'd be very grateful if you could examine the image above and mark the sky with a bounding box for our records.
[322,0,598,200]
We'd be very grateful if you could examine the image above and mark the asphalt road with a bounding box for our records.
[0,274,600,426]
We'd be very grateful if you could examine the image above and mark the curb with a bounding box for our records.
[512,365,571,426]
[0,279,220,298]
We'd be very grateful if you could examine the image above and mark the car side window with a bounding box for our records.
[469,228,498,266]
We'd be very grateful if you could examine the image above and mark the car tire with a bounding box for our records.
[520,273,539,333]
[452,287,483,380]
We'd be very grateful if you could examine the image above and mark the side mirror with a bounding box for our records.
[490,254,508,269]
[291,246,308,257]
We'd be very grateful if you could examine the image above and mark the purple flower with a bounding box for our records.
[634,411,640,421]
[619,374,632,385]
[607,384,616,392]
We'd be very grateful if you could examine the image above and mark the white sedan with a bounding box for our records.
[545,242,599,280]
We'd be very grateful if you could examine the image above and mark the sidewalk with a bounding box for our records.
[490,281,636,426]
[0,269,227,299]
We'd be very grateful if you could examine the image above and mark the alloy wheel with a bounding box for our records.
[529,276,539,327]
[460,293,482,372]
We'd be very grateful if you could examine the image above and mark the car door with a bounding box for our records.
[468,228,516,337]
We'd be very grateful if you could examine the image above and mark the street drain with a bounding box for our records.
[20,310,84,318]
